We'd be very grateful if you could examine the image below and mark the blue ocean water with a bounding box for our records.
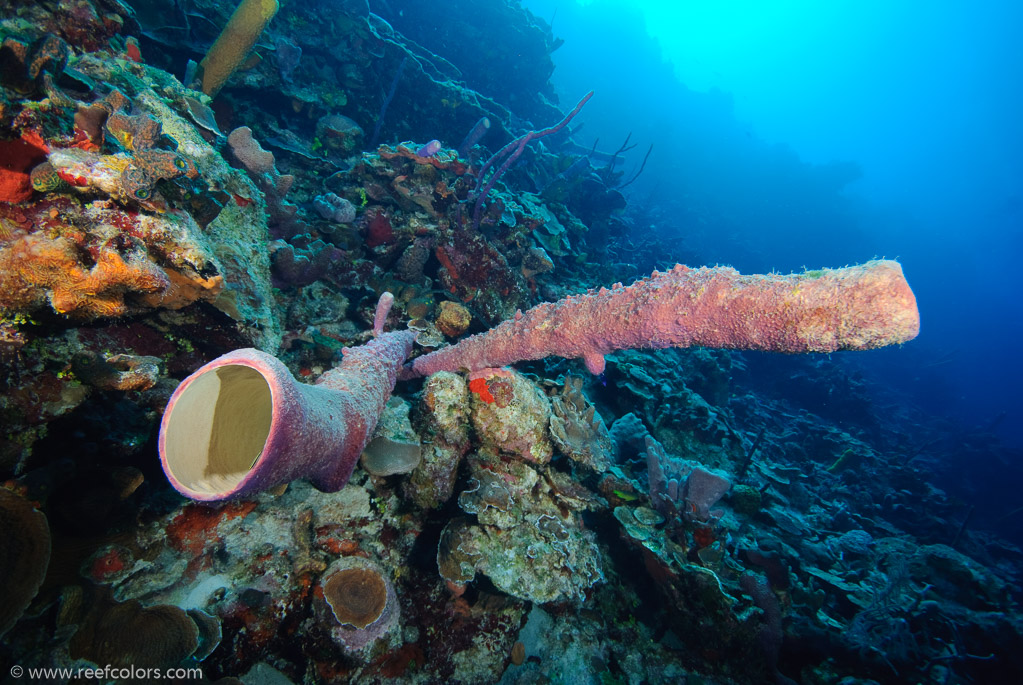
[524,0,1022,445]
[523,0,1023,519]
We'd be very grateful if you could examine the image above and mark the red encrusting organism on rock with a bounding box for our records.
[0,133,50,203]
[364,209,395,248]
[468,377,496,404]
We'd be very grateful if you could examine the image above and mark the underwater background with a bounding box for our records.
[0,0,1020,683]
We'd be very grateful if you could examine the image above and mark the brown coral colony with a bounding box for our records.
[322,567,389,630]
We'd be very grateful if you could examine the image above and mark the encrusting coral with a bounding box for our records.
[68,594,201,669]
[0,233,169,318]
[318,556,399,653]
[0,202,224,318]
[359,436,422,477]
[0,487,51,639]
[71,352,162,392]
[549,375,616,474]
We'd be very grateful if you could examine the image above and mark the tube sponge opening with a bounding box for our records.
[162,364,272,495]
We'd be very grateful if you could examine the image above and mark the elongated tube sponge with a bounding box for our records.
[199,0,280,97]
[159,262,918,501]
[159,329,415,501]
[402,260,919,379]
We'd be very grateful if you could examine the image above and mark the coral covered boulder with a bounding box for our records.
[468,368,553,464]
[438,448,605,603]
[0,43,281,349]
[404,371,471,509]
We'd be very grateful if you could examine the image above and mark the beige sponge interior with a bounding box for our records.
[163,364,273,495]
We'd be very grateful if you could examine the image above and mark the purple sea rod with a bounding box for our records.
[471,91,593,229]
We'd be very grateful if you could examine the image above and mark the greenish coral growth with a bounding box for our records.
[828,448,861,473]
[730,484,762,516]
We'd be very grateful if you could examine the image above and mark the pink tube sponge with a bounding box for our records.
[402,260,919,378]
[159,330,415,501]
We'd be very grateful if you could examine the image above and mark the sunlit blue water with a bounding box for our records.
[523,0,1023,449]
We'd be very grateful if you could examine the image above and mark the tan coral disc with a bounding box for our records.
[323,567,389,630]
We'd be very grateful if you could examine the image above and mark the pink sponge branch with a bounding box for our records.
[372,291,395,337]
[401,260,919,379]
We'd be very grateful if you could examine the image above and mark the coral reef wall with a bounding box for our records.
[1,1,1020,684]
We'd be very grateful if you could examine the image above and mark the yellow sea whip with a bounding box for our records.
[199,0,280,97]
